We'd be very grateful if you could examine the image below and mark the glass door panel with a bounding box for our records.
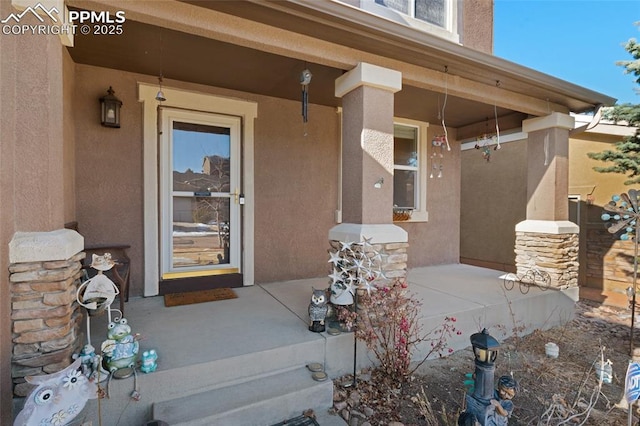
[172,196,231,268]
[160,109,241,278]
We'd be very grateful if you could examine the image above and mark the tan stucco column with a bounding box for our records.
[515,113,579,288]
[523,112,574,221]
[1,3,69,420]
[330,63,408,280]
[335,62,401,224]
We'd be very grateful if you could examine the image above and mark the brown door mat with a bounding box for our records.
[164,288,237,307]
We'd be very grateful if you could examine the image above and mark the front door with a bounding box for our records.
[160,108,242,282]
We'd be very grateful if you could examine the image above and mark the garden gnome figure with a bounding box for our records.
[485,375,516,425]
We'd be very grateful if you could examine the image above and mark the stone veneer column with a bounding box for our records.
[9,229,84,396]
[515,113,578,288]
[331,63,408,281]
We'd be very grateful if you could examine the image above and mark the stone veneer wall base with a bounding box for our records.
[9,229,85,397]
[515,232,578,289]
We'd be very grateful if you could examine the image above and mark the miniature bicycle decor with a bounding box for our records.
[503,268,551,294]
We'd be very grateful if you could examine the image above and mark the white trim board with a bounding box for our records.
[460,131,527,151]
[138,83,257,296]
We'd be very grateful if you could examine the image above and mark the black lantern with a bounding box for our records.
[470,328,500,404]
[100,86,122,128]
[471,328,500,364]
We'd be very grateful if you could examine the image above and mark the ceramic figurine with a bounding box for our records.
[101,318,139,372]
[308,288,328,332]
[485,375,517,426]
[140,349,158,373]
[74,343,100,379]
[13,358,98,426]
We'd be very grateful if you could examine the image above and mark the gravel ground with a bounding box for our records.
[329,299,640,425]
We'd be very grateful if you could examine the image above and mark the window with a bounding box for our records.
[352,0,458,42]
[375,0,446,27]
[393,119,429,222]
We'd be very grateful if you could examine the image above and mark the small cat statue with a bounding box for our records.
[308,287,328,333]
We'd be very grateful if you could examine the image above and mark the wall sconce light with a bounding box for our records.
[99,86,122,128]
[374,177,384,189]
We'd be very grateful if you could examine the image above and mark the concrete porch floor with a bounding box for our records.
[31,264,579,425]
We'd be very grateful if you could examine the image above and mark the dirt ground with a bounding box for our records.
[331,299,639,425]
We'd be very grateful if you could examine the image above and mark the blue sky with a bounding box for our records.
[173,130,229,173]
[494,0,639,105]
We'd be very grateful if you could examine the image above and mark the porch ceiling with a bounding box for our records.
[67,17,517,129]
[67,0,614,130]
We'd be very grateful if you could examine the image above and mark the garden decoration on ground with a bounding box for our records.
[329,299,634,425]
[13,358,99,426]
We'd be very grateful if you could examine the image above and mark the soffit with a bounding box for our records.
[180,0,615,112]
[67,17,517,128]
[66,0,613,130]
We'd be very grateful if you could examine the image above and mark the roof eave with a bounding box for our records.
[270,0,617,111]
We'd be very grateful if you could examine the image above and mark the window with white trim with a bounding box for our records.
[352,0,458,43]
[376,0,446,27]
[393,119,429,222]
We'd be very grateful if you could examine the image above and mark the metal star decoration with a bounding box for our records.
[602,189,640,355]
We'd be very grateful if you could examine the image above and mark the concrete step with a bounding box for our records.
[152,367,334,426]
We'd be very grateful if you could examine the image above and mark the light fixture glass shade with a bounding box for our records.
[100,86,122,128]
[470,328,500,364]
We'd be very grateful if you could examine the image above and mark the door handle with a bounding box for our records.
[233,188,239,204]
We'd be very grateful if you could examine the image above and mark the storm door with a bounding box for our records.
[160,108,242,280]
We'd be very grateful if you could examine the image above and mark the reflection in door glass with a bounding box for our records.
[172,121,230,193]
[171,120,232,269]
[172,197,231,268]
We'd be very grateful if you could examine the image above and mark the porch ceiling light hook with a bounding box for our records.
[100,86,122,128]
[156,74,166,102]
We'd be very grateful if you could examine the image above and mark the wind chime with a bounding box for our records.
[473,82,502,163]
[300,68,312,135]
[431,66,451,178]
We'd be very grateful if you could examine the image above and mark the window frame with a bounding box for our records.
[393,118,429,222]
[356,0,459,44]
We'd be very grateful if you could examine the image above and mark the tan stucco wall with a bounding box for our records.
[0,0,16,419]
[341,85,394,225]
[253,98,340,282]
[0,5,70,419]
[63,49,77,223]
[460,0,494,54]
[74,63,464,291]
[460,130,637,298]
[400,125,462,267]
[73,64,341,290]
[460,139,527,270]
[74,64,145,294]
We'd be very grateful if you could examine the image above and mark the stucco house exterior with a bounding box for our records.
[461,113,638,307]
[1,0,616,422]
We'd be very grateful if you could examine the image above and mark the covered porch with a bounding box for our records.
[2,0,613,422]
[70,264,576,425]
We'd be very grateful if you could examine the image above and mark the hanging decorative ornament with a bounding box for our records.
[300,68,312,124]
[431,66,451,178]
[431,135,447,178]
[601,189,640,355]
[493,80,501,151]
